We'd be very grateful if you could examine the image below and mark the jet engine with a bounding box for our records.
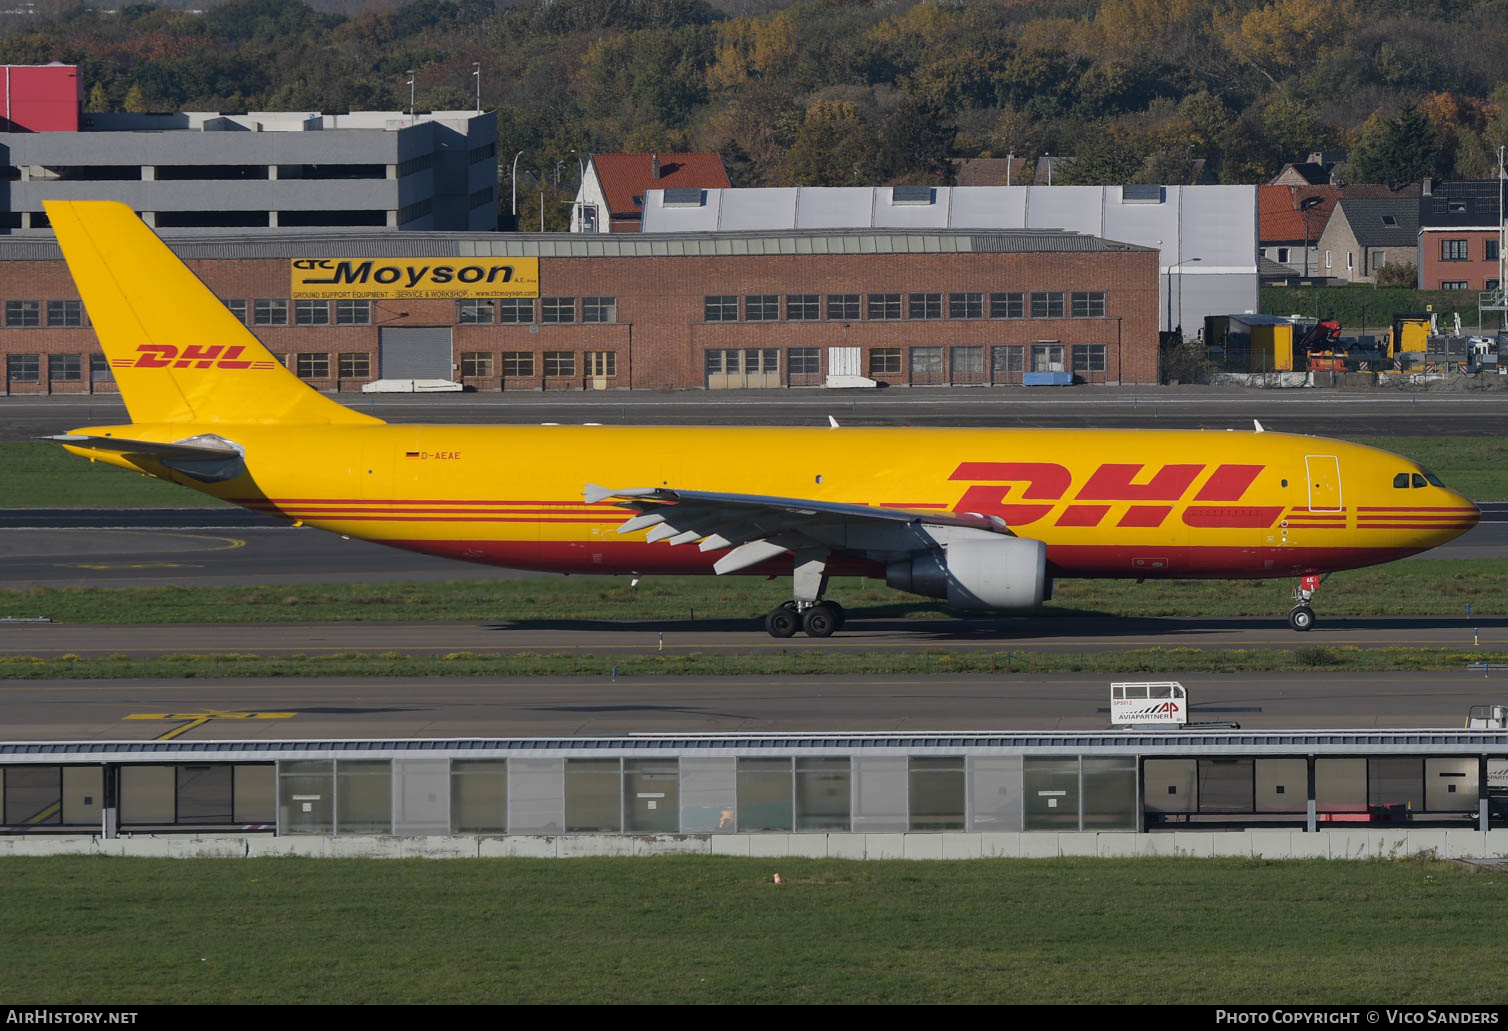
[885,537,1047,611]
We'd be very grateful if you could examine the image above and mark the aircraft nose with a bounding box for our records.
[1446,491,1480,537]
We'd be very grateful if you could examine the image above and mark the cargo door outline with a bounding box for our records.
[1305,455,1342,512]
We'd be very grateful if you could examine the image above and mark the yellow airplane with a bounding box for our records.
[44,200,1480,637]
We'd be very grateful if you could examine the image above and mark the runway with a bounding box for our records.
[7,385,1508,436]
[3,671,1500,740]
[3,614,1504,658]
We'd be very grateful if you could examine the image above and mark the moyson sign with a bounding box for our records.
[290,258,541,300]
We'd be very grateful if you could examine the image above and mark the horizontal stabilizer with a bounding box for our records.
[48,434,242,460]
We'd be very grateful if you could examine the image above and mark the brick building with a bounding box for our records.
[0,227,1160,395]
[1417,180,1503,293]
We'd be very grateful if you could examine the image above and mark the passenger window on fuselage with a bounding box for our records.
[1412,473,1428,488]
[1393,473,1410,488]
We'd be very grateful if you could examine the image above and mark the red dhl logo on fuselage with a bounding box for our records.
[948,461,1284,529]
[111,344,280,370]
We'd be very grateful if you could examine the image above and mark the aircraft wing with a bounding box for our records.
[583,483,1009,573]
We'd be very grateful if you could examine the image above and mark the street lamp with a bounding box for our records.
[569,148,587,231]
[405,69,416,119]
[511,150,523,218]
[472,62,481,113]
[1300,195,1323,278]
[1166,257,1201,335]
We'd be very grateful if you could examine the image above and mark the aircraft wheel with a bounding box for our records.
[802,603,838,638]
[765,607,800,638]
[827,602,846,630]
[1288,605,1316,632]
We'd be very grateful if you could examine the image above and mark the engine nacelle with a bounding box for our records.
[885,537,1047,612]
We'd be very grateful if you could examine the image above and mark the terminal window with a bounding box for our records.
[459,300,495,324]
[1071,291,1107,318]
[294,300,330,326]
[296,353,330,378]
[5,300,40,327]
[461,352,494,378]
[786,294,820,320]
[6,354,39,382]
[1030,291,1065,318]
[582,297,617,324]
[335,300,371,326]
[544,351,575,377]
[907,292,942,320]
[498,299,534,324]
[49,354,82,382]
[827,294,860,320]
[541,297,576,324]
[990,292,1024,319]
[869,348,902,375]
[47,300,83,327]
[745,295,779,321]
[253,299,289,326]
[503,352,535,377]
[705,295,738,322]
[338,352,371,378]
[1072,344,1107,373]
[867,293,901,320]
[948,292,983,320]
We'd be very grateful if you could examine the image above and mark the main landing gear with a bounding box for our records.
[1287,574,1324,632]
[762,550,846,638]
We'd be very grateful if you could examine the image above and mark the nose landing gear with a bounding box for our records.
[1288,574,1324,632]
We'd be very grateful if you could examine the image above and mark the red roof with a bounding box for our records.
[1259,184,1340,242]
[590,153,731,232]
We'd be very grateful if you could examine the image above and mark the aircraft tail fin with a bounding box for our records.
[44,200,381,427]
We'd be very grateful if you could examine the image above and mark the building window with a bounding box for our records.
[1346,251,1354,271]
[1442,281,1470,291]
[1276,247,1291,264]
[461,352,494,378]
[498,299,534,324]
[586,351,616,377]
[704,295,739,322]
[869,348,902,375]
[90,353,113,382]
[49,353,82,381]
[582,297,617,324]
[990,292,1024,319]
[951,346,984,377]
[5,300,40,327]
[335,300,371,325]
[910,346,943,375]
[786,294,820,320]
[1324,250,1332,269]
[788,348,821,375]
[459,300,495,324]
[1443,239,1469,261]
[1375,252,1387,268]
[1030,292,1065,318]
[47,300,84,327]
[544,351,575,377]
[225,299,248,323]
[253,299,288,326]
[294,300,330,326]
[1488,241,1501,261]
[503,352,535,377]
[1072,344,1107,373]
[867,293,901,320]
[7,354,40,382]
[826,294,860,320]
[295,352,330,378]
[948,292,983,320]
[909,756,965,831]
[908,292,942,320]
[541,298,576,324]
[745,295,779,321]
[1071,291,1107,318]
[338,352,371,378]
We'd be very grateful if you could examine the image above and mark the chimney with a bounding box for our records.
[1422,177,1433,196]
[651,153,660,179]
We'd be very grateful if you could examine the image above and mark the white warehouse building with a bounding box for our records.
[639,184,1258,338]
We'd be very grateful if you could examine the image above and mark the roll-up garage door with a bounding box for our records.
[379,327,453,380]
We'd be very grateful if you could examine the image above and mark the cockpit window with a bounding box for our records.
[1411,473,1427,488]
[1393,473,1410,488]
[1422,471,1444,487]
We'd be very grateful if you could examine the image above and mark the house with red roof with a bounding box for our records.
[572,153,731,233]
[1259,182,1421,282]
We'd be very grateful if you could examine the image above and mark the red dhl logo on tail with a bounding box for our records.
[110,344,280,370]
[949,461,1284,529]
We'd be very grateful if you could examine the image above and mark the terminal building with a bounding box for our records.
[0,226,1161,393]
[1,64,499,233]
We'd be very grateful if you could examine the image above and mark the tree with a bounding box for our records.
[122,84,150,114]
[1060,126,1145,185]
[1349,105,1437,185]
[86,83,110,113]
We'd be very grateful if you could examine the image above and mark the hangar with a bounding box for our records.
[0,226,1160,393]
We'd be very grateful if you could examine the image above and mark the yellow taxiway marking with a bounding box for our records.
[126,709,295,741]
[59,562,204,570]
[25,801,62,825]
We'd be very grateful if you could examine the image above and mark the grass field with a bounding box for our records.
[1,856,1501,1004]
[3,558,1504,624]
[4,435,1507,507]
